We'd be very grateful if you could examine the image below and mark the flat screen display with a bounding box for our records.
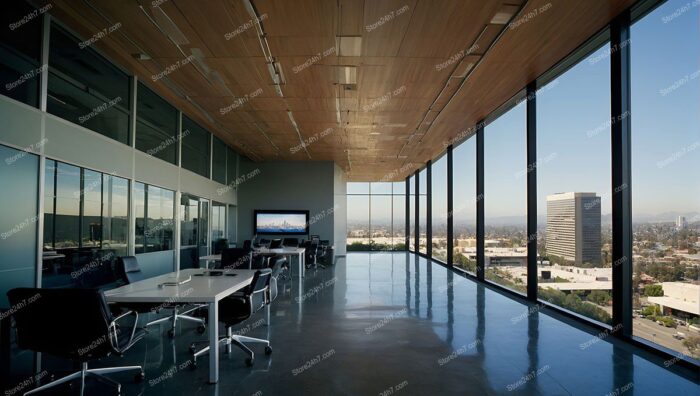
[254,210,309,235]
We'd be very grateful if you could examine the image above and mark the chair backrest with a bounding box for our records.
[244,269,272,313]
[269,256,287,302]
[116,256,143,284]
[282,238,299,247]
[269,239,283,249]
[258,238,271,248]
[306,241,318,258]
[220,248,251,269]
[7,288,115,362]
[213,238,229,254]
[242,240,252,250]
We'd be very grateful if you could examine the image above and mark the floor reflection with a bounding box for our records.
[4,252,698,395]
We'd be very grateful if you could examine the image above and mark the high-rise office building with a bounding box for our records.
[546,192,601,265]
[677,216,687,230]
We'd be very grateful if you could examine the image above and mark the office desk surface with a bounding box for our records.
[104,269,256,303]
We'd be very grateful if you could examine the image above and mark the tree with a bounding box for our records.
[683,336,700,359]
[588,290,612,306]
[644,284,664,297]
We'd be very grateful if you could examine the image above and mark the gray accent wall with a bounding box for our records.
[237,158,342,249]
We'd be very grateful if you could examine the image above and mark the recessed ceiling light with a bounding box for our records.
[336,36,362,57]
[335,66,357,84]
[369,132,381,135]
[490,5,519,24]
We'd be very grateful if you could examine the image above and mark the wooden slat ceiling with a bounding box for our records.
[42,0,635,181]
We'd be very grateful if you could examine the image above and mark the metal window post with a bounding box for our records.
[405,176,410,250]
[447,145,454,266]
[414,170,419,252]
[476,121,485,281]
[426,160,432,258]
[610,10,633,337]
[526,82,538,301]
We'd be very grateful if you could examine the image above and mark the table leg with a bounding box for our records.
[208,301,219,384]
[300,252,305,279]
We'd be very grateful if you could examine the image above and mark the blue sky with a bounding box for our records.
[350,0,699,225]
[447,0,699,221]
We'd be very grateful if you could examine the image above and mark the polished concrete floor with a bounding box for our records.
[5,252,699,395]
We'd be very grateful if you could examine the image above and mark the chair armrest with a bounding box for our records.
[109,310,142,354]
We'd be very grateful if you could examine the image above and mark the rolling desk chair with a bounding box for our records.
[7,288,145,395]
[116,256,206,338]
[243,240,252,250]
[212,238,229,254]
[269,239,283,249]
[190,269,273,367]
[220,248,252,269]
[305,240,325,269]
[282,238,299,247]
[257,238,271,248]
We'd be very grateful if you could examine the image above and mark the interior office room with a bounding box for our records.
[0,0,698,395]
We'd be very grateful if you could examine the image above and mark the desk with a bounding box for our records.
[200,247,306,281]
[104,268,256,384]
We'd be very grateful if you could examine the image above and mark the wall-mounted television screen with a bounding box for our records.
[254,210,309,235]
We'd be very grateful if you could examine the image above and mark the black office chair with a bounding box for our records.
[7,288,145,395]
[213,238,229,254]
[116,256,206,337]
[269,255,288,308]
[220,247,252,269]
[258,238,271,248]
[190,270,273,367]
[242,240,252,250]
[305,240,325,269]
[269,239,283,249]
[282,238,299,247]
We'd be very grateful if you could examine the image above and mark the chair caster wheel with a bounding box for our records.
[245,357,254,367]
[167,329,175,338]
[197,324,206,334]
[265,346,272,355]
[134,371,145,383]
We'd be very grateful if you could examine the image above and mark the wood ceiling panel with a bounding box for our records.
[48,0,635,180]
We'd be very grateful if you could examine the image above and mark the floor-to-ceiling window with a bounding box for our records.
[392,181,406,251]
[631,0,700,358]
[537,39,612,325]
[453,137,477,274]
[484,101,527,295]
[347,182,407,251]
[418,169,427,254]
[432,156,448,262]
[43,160,130,288]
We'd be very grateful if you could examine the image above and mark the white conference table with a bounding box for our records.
[104,268,257,384]
[199,247,306,280]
